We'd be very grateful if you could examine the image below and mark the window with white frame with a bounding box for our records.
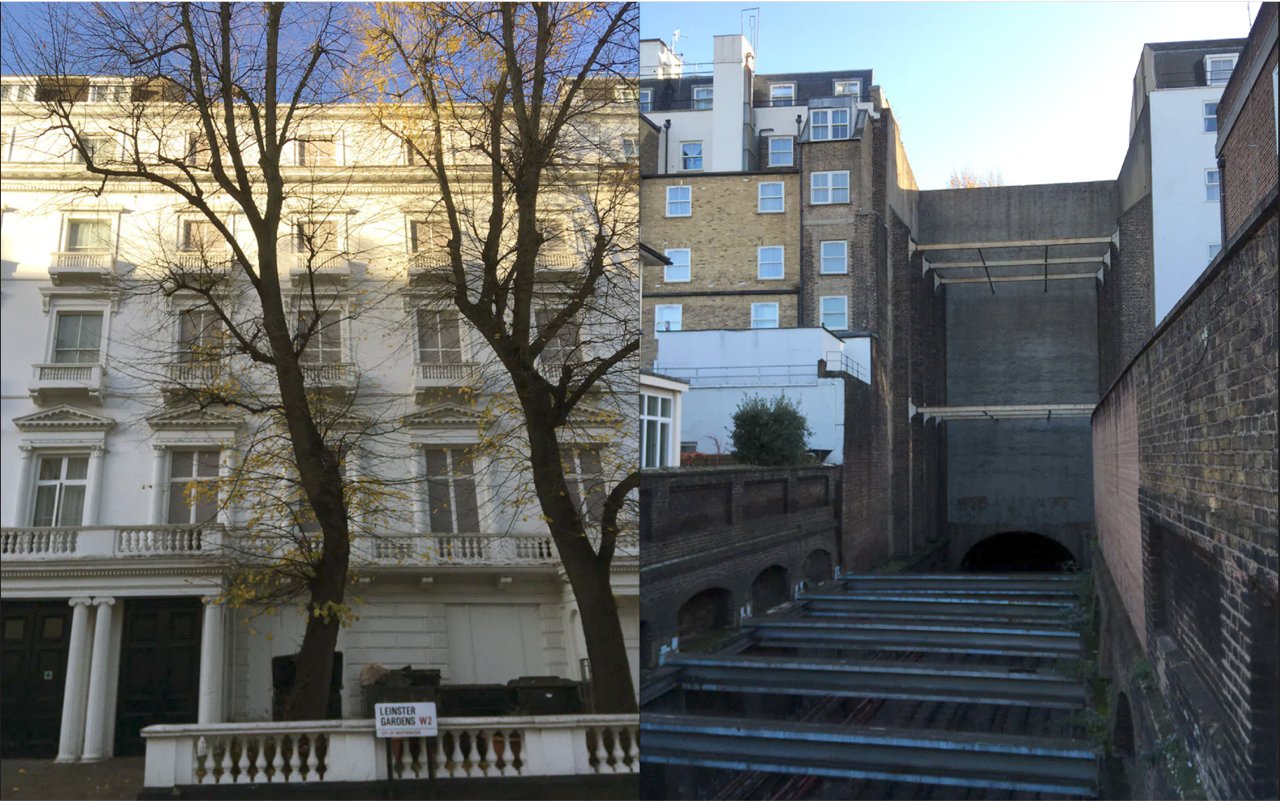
[88,84,127,103]
[64,218,112,252]
[562,446,606,523]
[180,219,222,251]
[417,309,464,364]
[638,88,653,113]
[768,136,793,167]
[758,246,784,280]
[665,185,692,216]
[1205,169,1220,202]
[834,80,861,98]
[820,240,849,274]
[1,83,33,102]
[184,133,207,167]
[167,450,220,525]
[641,394,673,469]
[1205,54,1236,86]
[53,312,103,364]
[693,86,713,110]
[810,108,850,141]
[535,308,580,365]
[409,219,450,254]
[769,83,795,106]
[820,296,849,330]
[295,135,336,166]
[293,220,339,254]
[31,455,89,526]
[758,182,785,213]
[655,304,682,332]
[425,447,480,533]
[751,302,780,329]
[681,141,703,170]
[72,134,114,164]
[1203,101,1218,133]
[177,308,223,363]
[296,308,343,364]
[664,248,691,282]
[811,171,850,204]
[622,137,638,161]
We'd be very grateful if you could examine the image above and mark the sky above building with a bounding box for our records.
[640,1,1260,189]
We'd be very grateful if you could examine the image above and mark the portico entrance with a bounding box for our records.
[114,598,203,756]
[1,601,73,758]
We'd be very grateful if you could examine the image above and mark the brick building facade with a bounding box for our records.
[1092,7,1278,797]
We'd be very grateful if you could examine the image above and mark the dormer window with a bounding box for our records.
[810,108,850,141]
[834,80,860,99]
[0,84,34,102]
[88,84,127,103]
[693,86,713,110]
[639,88,653,112]
[1205,54,1237,86]
[769,84,796,107]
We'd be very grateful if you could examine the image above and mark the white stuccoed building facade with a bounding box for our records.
[0,76,639,765]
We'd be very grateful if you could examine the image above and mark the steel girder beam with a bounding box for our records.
[742,617,1082,658]
[829,574,1081,598]
[798,594,1076,625]
[662,653,1087,708]
[641,714,1099,797]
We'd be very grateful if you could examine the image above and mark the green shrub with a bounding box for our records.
[729,394,813,466]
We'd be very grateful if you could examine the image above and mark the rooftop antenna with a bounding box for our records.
[671,28,681,51]
[741,7,760,54]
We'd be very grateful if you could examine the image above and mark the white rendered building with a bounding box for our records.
[0,76,639,762]
[1127,39,1245,323]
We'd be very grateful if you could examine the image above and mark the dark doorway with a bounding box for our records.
[114,597,203,756]
[1,601,73,758]
[1114,691,1135,757]
[678,588,733,640]
[802,550,833,586]
[751,565,790,613]
[961,531,1075,572]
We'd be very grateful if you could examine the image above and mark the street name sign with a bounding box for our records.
[374,702,438,738]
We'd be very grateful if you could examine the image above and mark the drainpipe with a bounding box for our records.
[663,119,672,174]
[796,114,805,327]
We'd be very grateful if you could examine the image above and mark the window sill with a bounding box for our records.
[756,276,786,281]
[757,209,786,214]
[819,269,850,275]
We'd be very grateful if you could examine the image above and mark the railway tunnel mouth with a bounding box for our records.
[960,531,1077,572]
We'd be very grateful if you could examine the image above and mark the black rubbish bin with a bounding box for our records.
[508,676,583,715]
[362,666,441,718]
[435,684,513,717]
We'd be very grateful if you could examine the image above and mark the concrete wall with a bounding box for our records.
[917,181,1118,245]
[1149,87,1228,323]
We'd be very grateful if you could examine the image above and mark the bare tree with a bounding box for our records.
[353,2,642,712]
[947,167,1006,189]
[5,1,376,720]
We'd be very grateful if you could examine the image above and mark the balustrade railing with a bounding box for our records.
[1,528,79,556]
[300,362,356,386]
[415,362,476,383]
[32,363,102,383]
[141,716,639,788]
[50,250,113,269]
[165,362,225,385]
[360,534,557,566]
[1,525,219,560]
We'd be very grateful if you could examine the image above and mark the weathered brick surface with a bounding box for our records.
[1217,7,1278,242]
[1092,370,1146,648]
[639,118,661,176]
[1101,194,1156,390]
[1096,205,1277,798]
[638,465,841,666]
[640,172,802,365]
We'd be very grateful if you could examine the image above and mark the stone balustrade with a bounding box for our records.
[141,715,639,787]
[357,533,558,566]
[0,525,221,560]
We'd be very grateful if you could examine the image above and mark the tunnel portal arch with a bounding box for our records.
[802,549,833,586]
[960,531,1077,572]
[678,587,734,640]
[751,565,791,613]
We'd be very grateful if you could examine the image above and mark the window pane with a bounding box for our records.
[58,485,86,526]
[168,481,192,524]
[643,420,658,468]
[197,450,221,478]
[195,490,218,525]
[38,457,63,481]
[33,485,58,526]
[170,450,193,479]
[65,457,89,481]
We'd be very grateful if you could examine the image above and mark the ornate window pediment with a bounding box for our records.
[13,405,114,433]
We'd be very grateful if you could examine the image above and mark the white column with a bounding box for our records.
[82,445,106,526]
[197,599,225,724]
[13,445,35,526]
[81,597,116,762]
[411,447,427,534]
[217,449,235,526]
[150,445,167,525]
[56,597,94,763]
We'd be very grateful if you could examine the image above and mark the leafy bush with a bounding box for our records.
[729,394,813,466]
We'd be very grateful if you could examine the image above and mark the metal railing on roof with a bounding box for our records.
[640,62,715,79]
[655,363,824,388]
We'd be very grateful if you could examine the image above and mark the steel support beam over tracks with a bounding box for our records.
[642,714,1099,797]
[743,617,1082,658]
[798,594,1077,626]
[661,653,1087,708]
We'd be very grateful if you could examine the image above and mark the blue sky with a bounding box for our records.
[640,2,1259,189]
